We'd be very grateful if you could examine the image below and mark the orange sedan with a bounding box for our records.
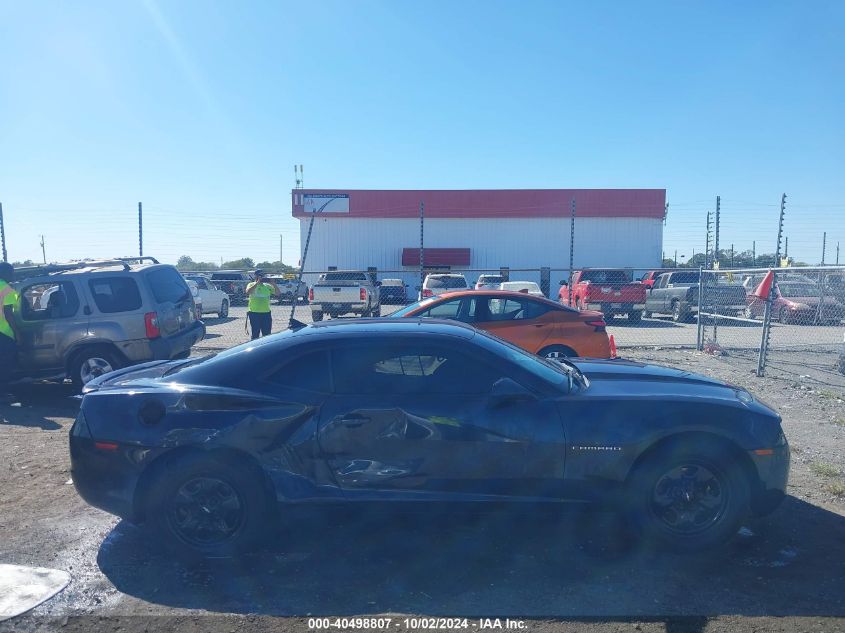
[390,290,611,359]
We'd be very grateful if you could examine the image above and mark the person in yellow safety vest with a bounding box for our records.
[0,262,20,404]
[245,269,280,340]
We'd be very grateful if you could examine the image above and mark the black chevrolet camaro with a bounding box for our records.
[70,319,789,558]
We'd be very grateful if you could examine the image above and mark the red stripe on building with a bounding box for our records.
[292,189,665,219]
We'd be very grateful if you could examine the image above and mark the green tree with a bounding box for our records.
[221,257,255,270]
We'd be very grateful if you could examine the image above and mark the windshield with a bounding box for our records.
[670,272,699,284]
[478,276,504,284]
[471,329,581,390]
[322,272,366,282]
[427,276,467,289]
[388,298,436,317]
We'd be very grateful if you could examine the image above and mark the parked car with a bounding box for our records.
[265,276,308,304]
[378,278,408,304]
[475,274,505,290]
[71,318,788,559]
[12,257,205,388]
[184,280,203,320]
[839,332,845,375]
[498,281,545,298]
[745,279,845,325]
[209,271,253,306]
[640,269,680,289]
[644,270,747,322]
[559,269,647,323]
[309,271,380,320]
[184,274,230,318]
[390,290,610,358]
[422,273,468,298]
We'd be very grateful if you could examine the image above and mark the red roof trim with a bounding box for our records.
[292,189,665,219]
[402,248,471,266]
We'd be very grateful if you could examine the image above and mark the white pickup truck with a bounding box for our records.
[310,271,381,321]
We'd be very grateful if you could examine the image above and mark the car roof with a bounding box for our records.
[424,289,574,309]
[294,317,477,340]
[426,273,466,277]
[37,262,168,278]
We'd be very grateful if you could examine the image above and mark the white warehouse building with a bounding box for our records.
[293,188,666,292]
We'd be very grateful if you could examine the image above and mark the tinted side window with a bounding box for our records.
[332,343,501,395]
[88,277,142,313]
[421,298,462,319]
[266,350,331,393]
[20,282,80,320]
[147,268,190,303]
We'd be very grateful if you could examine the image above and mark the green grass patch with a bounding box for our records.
[810,461,841,477]
[825,482,845,497]
[833,417,845,427]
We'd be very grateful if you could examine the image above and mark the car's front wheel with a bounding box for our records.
[312,311,323,322]
[628,443,750,552]
[218,300,229,319]
[146,455,271,560]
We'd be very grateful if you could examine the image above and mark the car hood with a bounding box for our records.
[568,358,770,412]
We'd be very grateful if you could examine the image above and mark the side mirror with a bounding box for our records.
[489,377,535,406]
[559,281,568,287]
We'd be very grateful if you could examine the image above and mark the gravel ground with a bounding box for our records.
[1,350,844,633]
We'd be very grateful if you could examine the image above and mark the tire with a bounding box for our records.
[628,310,643,324]
[69,347,122,390]
[627,442,750,552]
[643,310,652,318]
[312,311,323,322]
[371,305,382,317]
[743,306,755,320]
[145,454,272,560]
[779,307,791,325]
[539,344,577,360]
[218,300,229,319]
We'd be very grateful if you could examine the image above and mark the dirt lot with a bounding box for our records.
[1,349,844,633]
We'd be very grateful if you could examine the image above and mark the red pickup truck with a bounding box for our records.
[559,269,647,322]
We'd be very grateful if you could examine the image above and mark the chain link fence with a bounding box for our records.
[190,265,845,389]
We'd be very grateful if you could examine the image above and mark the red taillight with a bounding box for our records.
[360,288,367,301]
[308,287,314,301]
[94,441,119,451]
[422,289,434,298]
[585,319,607,331]
[144,312,161,338]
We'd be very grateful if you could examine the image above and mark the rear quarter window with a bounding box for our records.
[88,277,142,313]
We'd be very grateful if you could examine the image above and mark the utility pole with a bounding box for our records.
[785,236,789,260]
[822,232,827,265]
[705,210,712,269]
[753,240,756,267]
[837,242,840,266]
[0,202,7,262]
[731,243,734,268]
[279,234,283,264]
[713,195,721,269]
[40,235,46,264]
[674,250,678,267]
[419,201,425,296]
[568,198,576,305]
[138,202,143,257]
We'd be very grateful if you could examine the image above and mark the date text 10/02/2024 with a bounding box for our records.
[307,618,528,630]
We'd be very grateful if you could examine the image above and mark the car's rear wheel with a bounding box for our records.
[312,311,323,322]
[671,301,685,323]
[743,306,755,320]
[539,345,576,359]
[69,347,121,389]
[146,455,271,560]
[779,307,792,324]
[628,443,750,552]
[628,310,643,324]
[218,300,229,319]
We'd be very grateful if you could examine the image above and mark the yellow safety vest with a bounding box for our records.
[0,280,18,340]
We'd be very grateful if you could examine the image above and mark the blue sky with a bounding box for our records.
[1,0,843,266]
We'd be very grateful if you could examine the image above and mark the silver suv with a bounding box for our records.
[12,257,205,387]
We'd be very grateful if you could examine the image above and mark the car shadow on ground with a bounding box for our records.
[1,381,77,429]
[97,496,845,621]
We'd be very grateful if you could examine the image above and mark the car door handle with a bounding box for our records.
[339,414,369,428]
[533,323,546,327]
